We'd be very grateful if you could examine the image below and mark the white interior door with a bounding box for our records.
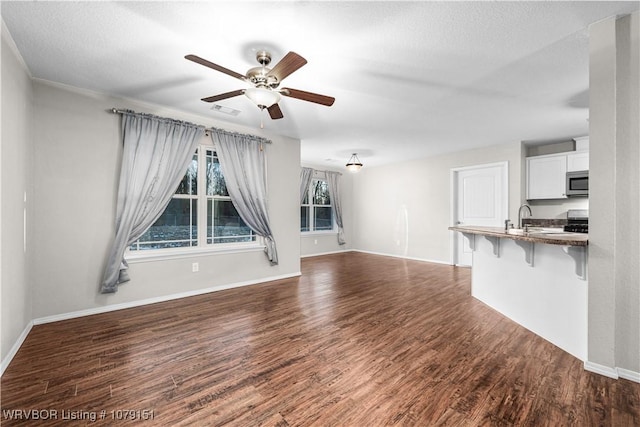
[453,162,508,266]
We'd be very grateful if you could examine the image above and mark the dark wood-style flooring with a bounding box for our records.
[1,252,639,426]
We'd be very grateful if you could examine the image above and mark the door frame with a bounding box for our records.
[449,161,509,265]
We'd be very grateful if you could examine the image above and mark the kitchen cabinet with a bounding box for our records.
[526,153,568,200]
[526,137,589,200]
[567,151,589,172]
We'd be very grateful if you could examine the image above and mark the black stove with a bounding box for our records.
[564,223,589,233]
[564,209,589,233]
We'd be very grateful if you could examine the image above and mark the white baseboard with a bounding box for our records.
[618,367,640,383]
[300,249,351,258]
[584,361,619,379]
[351,249,451,265]
[1,320,34,376]
[584,361,640,383]
[33,272,302,325]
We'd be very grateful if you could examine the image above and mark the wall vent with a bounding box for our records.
[211,104,241,116]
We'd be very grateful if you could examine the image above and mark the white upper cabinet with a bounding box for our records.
[526,154,568,200]
[573,136,589,152]
[526,137,589,200]
[567,151,589,172]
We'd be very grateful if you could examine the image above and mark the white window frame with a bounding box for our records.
[301,177,336,235]
[126,142,264,263]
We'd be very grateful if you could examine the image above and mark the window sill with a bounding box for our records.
[125,243,266,264]
[301,231,337,237]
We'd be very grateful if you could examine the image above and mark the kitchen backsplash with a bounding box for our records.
[522,218,568,227]
[527,198,588,219]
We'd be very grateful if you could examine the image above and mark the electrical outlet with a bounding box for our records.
[192,262,199,272]
[314,239,318,244]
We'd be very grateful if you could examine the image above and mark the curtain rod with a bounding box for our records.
[109,108,272,144]
[306,166,342,176]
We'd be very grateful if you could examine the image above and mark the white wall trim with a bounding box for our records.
[351,249,451,265]
[301,249,350,258]
[1,321,33,376]
[1,19,32,77]
[33,272,301,325]
[583,361,640,383]
[584,361,619,379]
[617,368,640,383]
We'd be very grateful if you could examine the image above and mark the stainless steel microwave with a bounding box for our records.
[566,170,589,196]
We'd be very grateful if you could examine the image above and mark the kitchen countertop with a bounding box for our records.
[449,225,588,247]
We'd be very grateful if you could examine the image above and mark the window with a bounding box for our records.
[130,146,255,251]
[205,150,255,244]
[301,179,334,232]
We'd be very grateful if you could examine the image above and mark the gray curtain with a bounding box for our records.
[326,171,346,245]
[101,112,204,293]
[300,167,313,204]
[212,131,278,265]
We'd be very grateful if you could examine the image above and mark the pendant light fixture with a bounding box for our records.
[346,153,363,172]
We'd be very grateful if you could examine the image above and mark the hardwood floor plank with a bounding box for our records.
[1,252,639,426]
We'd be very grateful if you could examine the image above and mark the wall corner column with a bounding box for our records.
[587,12,640,376]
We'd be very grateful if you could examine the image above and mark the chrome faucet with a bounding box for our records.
[518,204,532,229]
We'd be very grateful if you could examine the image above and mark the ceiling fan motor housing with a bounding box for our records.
[247,51,280,89]
[246,67,280,89]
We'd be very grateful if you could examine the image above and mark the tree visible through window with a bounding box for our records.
[301,179,334,232]
[130,147,255,251]
[205,150,254,244]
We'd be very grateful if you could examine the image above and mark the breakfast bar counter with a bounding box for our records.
[449,225,588,361]
[448,225,588,246]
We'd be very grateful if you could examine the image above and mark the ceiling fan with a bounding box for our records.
[185,51,335,120]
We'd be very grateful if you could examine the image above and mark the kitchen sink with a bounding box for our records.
[525,227,565,233]
[507,228,527,235]
[507,227,567,236]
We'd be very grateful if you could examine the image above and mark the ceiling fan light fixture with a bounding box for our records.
[346,153,363,172]
[244,87,281,108]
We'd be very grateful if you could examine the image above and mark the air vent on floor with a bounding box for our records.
[211,104,241,116]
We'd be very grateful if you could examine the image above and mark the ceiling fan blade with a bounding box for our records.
[267,52,307,82]
[281,88,335,106]
[201,89,245,103]
[185,54,246,82]
[267,103,284,120]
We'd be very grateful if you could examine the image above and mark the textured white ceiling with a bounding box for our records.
[2,1,638,168]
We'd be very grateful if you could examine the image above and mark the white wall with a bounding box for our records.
[300,164,353,257]
[29,80,301,319]
[351,142,522,263]
[613,10,640,378]
[588,12,639,376]
[1,23,33,364]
